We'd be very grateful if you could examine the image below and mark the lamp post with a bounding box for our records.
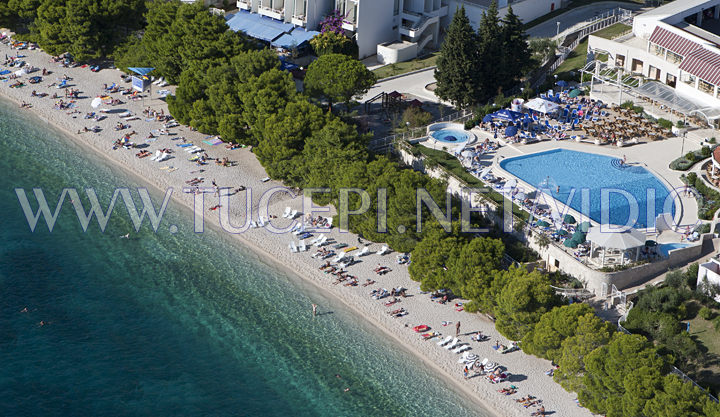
[680,131,687,157]
[556,21,561,37]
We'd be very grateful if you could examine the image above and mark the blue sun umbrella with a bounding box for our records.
[556,80,568,88]
[505,125,519,136]
[482,114,494,123]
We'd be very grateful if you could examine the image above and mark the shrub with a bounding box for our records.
[632,105,644,114]
[657,118,673,130]
[685,152,696,162]
[710,137,717,144]
[696,223,711,235]
[620,100,634,109]
[687,172,698,184]
[699,306,715,320]
[677,120,685,128]
[402,106,432,128]
[701,146,712,158]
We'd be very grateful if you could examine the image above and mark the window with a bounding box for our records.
[682,73,696,86]
[667,50,683,64]
[666,73,677,88]
[648,65,660,80]
[631,58,643,73]
[616,54,625,67]
[651,44,666,57]
[699,78,715,95]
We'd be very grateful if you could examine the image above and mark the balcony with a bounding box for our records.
[237,0,251,10]
[291,15,306,27]
[258,6,283,20]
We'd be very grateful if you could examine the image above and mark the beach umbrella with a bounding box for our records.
[482,114,494,123]
[91,97,102,108]
[516,191,526,201]
[505,125,518,136]
[645,240,657,247]
[577,221,591,232]
[563,214,576,224]
[461,149,474,158]
[537,220,550,228]
[556,80,568,88]
[563,238,579,248]
[571,231,586,243]
[557,229,569,236]
[569,89,582,98]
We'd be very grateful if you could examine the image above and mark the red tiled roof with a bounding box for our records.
[714,146,720,165]
[648,26,701,58]
[679,48,720,86]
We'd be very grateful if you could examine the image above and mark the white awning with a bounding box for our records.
[524,97,560,114]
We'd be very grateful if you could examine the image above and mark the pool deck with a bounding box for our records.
[478,129,700,244]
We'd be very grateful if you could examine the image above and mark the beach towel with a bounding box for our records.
[0,69,10,75]
[203,138,223,146]
[176,143,192,148]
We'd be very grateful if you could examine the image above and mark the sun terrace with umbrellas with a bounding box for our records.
[411,85,705,291]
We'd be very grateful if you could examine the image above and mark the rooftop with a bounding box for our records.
[638,0,717,20]
[676,21,720,46]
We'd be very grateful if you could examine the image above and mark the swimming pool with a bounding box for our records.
[658,242,692,257]
[499,149,676,228]
[430,129,471,143]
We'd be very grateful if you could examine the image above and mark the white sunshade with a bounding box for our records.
[586,226,646,249]
[524,97,560,114]
[91,97,102,108]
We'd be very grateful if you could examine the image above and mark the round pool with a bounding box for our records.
[423,122,477,151]
[430,129,471,143]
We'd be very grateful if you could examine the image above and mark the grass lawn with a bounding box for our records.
[373,52,440,79]
[415,145,529,221]
[687,314,720,394]
[554,38,589,75]
[592,23,631,40]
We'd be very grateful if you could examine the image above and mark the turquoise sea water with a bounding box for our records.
[0,99,487,416]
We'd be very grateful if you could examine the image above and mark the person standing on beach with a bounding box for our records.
[456,321,460,336]
[312,304,317,317]
[463,366,469,380]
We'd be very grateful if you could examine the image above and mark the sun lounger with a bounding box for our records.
[377,246,389,255]
[358,247,369,256]
[149,150,162,161]
[343,246,358,253]
[298,240,306,252]
[250,220,258,228]
[260,177,270,182]
[282,207,291,218]
[289,241,298,253]
[437,336,453,346]
[445,338,459,350]
[288,209,297,219]
[314,235,327,247]
[454,345,471,354]
[258,216,267,227]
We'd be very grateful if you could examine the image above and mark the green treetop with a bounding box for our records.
[304,53,376,112]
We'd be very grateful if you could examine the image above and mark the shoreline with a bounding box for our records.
[1,42,594,417]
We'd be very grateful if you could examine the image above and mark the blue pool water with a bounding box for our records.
[500,149,676,228]
[659,243,692,257]
[431,129,470,143]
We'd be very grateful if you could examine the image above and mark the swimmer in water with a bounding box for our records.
[20,307,28,313]
[120,233,129,239]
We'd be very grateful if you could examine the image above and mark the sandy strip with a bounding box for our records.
[1,41,596,417]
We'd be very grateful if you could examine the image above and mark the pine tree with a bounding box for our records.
[501,6,532,90]
[434,6,480,109]
[476,0,504,103]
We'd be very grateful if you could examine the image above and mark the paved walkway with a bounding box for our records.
[361,68,446,105]
[527,1,646,38]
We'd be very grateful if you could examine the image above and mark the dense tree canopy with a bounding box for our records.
[309,31,357,58]
[521,303,595,362]
[494,270,561,340]
[304,53,376,111]
[2,0,146,61]
[434,6,480,109]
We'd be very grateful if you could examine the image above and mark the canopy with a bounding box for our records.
[90,97,102,108]
[563,214,576,224]
[524,97,560,114]
[556,80,568,87]
[482,114,494,123]
[505,125,518,136]
[557,229,568,236]
[586,226,645,249]
[127,67,154,77]
[271,28,320,49]
[491,109,524,123]
[226,10,294,42]
[537,220,550,227]
[568,89,582,98]
[479,166,492,179]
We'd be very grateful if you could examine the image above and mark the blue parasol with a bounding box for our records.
[505,125,518,136]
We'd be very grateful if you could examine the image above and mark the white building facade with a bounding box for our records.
[588,0,720,116]
[697,258,720,301]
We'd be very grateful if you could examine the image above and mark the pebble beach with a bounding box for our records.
[0,38,596,417]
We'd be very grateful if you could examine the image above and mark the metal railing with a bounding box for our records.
[368,108,473,153]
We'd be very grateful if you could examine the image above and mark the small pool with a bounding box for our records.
[430,129,471,143]
[658,243,692,257]
[499,149,676,228]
